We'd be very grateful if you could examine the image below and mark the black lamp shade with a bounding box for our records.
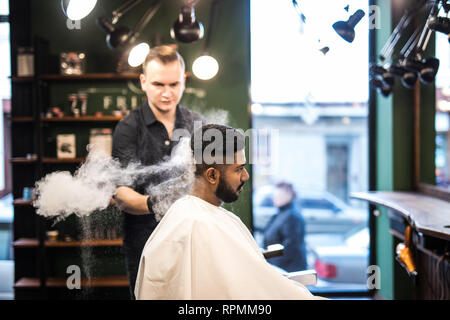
[382,72,395,87]
[333,9,365,43]
[333,21,355,43]
[387,65,407,77]
[107,27,133,50]
[369,64,387,77]
[403,58,424,73]
[370,78,392,97]
[370,64,395,87]
[427,16,450,35]
[380,86,392,97]
[171,6,204,43]
[401,71,417,89]
[419,57,440,84]
[97,17,133,50]
[381,64,409,87]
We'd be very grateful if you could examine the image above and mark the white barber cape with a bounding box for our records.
[135,195,317,300]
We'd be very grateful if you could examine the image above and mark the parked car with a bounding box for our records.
[306,227,369,284]
[253,185,368,237]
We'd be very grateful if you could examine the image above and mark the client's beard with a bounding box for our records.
[216,177,244,203]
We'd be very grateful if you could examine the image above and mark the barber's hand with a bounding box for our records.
[113,186,152,215]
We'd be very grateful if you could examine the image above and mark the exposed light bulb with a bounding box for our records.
[65,0,97,21]
[251,103,263,115]
[128,43,150,67]
[192,55,219,80]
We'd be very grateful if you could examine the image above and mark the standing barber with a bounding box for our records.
[111,45,205,299]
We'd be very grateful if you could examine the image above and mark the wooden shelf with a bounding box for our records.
[46,238,123,247]
[39,73,140,81]
[351,191,450,241]
[10,76,34,83]
[13,237,123,248]
[14,276,129,288]
[10,157,85,164]
[13,199,33,206]
[12,238,39,248]
[42,157,85,164]
[41,115,123,122]
[10,157,38,164]
[10,117,34,123]
[47,276,129,288]
[14,277,40,288]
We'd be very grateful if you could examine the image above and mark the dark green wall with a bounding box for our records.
[29,0,252,226]
[374,0,436,300]
[374,0,394,299]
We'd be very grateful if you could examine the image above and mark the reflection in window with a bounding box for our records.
[435,32,450,189]
[0,0,13,301]
[0,0,10,193]
[251,0,369,292]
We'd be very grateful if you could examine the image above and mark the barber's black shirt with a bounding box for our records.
[111,101,205,297]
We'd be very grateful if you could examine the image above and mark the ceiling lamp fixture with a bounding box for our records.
[369,0,447,97]
[192,0,219,80]
[332,9,366,43]
[128,42,150,67]
[192,56,219,80]
[291,0,307,23]
[171,0,204,43]
[97,16,133,50]
[61,0,97,21]
[369,78,392,97]
[427,16,450,43]
[369,25,420,95]
[96,0,145,50]
[419,57,441,83]
[378,7,418,62]
[97,0,162,70]
[399,1,441,86]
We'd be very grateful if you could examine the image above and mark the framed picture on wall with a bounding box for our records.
[57,134,76,158]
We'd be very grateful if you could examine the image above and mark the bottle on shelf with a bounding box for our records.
[79,93,88,116]
[68,94,79,117]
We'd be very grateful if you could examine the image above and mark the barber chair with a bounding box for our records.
[262,244,317,286]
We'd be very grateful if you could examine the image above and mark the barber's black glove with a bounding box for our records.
[146,196,152,214]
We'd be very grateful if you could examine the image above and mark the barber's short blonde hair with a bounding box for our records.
[142,45,185,74]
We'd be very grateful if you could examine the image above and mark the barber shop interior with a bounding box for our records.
[0,0,449,302]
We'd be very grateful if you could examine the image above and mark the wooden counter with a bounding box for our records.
[351,191,450,241]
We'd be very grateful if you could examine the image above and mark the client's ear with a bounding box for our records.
[205,167,220,185]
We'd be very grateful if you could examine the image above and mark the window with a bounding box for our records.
[0,0,10,193]
[251,0,370,293]
[435,31,450,189]
[0,0,13,301]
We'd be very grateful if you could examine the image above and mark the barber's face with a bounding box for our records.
[215,150,250,203]
[140,59,185,114]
